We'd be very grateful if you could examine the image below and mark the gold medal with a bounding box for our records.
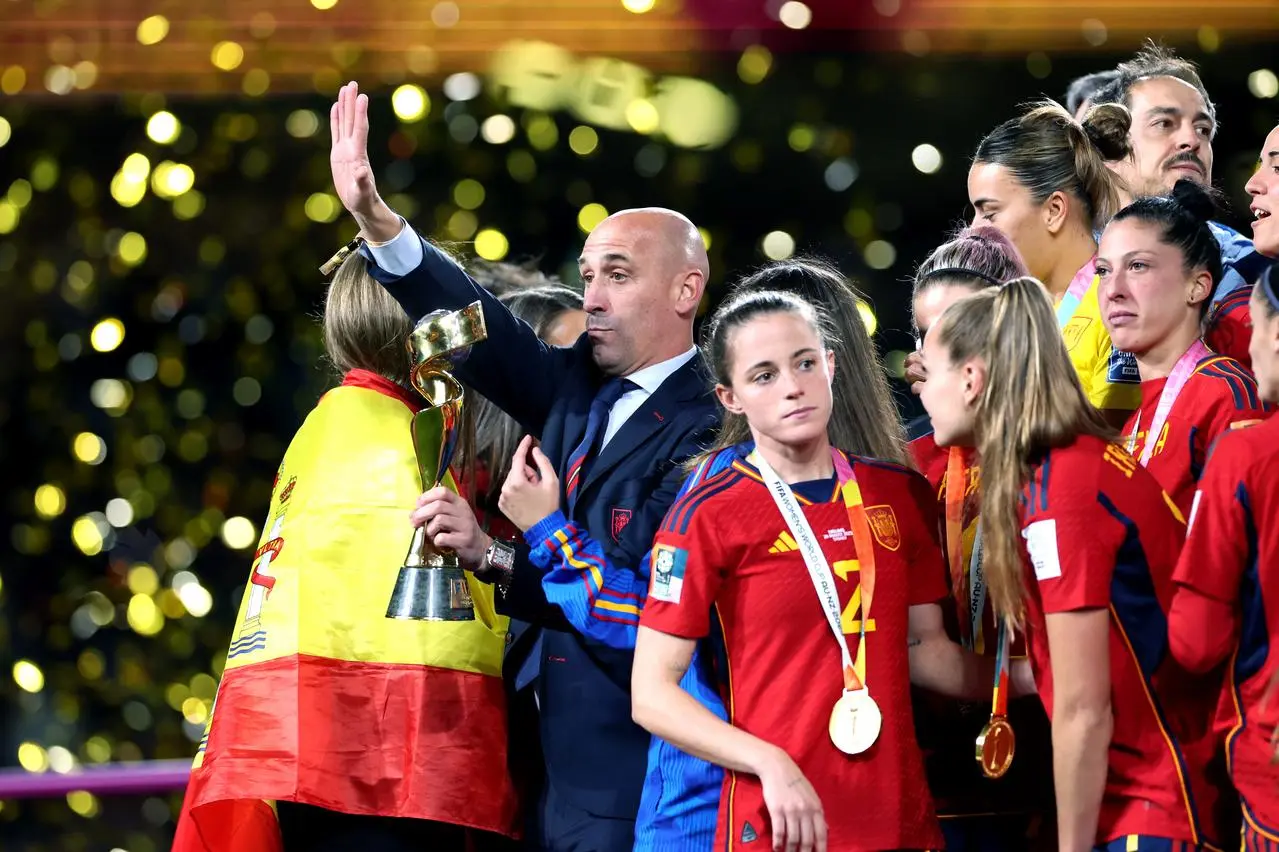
[829,689,881,755]
[974,715,1016,779]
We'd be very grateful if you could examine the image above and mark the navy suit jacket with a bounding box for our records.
[368,234,720,820]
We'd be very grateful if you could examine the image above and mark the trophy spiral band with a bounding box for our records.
[386,300,488,622]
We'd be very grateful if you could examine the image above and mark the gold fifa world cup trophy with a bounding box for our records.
[386,300,488,622]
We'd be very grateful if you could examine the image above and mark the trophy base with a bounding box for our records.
[386,564,475,622]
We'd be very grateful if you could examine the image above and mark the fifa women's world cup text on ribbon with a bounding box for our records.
[752,449,883,755]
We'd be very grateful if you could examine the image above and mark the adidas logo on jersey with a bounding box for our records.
[741,821,759,843]
[768,531,799,553]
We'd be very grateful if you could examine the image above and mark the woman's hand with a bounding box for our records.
[408,487,491,571]
[756,750,827,852]
[498,435,561,532]
[904,349,927,395]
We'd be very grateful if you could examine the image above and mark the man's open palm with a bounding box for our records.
[329,81,380,218]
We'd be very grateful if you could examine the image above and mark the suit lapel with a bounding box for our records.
[577,359,709,500]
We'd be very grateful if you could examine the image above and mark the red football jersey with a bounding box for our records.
[909,430,947,496]
[1205,288,1253,370]
[907,432,1052,819]
[1172,417,1279,834]
[641,452,948,852]
[1017,434,1206,846]
[1122,355,1272,518]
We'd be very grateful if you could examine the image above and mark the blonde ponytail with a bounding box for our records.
[931,277,1115,623]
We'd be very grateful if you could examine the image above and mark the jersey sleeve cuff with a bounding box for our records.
[524,510,572,567]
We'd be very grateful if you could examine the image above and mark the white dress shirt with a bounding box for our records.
[601,348,698,448]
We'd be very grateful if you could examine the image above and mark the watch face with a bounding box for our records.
[489,542,516,570]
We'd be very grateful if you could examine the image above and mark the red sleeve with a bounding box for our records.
[1197,377,1272,462]
[1168,586,1239,674]
[639,493,726,640]
[1205,292,1252,370]
[1168,432,1253,671]
[1173,432,1251,605]
[905,471,950,606]
[1022,453,1119,613]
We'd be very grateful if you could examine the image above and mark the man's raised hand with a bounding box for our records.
[329,81,399,240]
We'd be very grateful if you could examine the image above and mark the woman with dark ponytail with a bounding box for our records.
[1097,179,1273,516]
[1169,262,1279,849]
[918,276,1210,852]
[969,101,1141,420]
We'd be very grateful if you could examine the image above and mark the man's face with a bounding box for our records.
[1120,76,1215,197]
[577,215,688,376]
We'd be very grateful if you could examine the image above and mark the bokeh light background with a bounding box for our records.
[1,1,1277,849]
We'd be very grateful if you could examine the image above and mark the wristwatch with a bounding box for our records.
[478,538,516,594]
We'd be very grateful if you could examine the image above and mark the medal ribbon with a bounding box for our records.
[945,448,972,649]
[989,618,1010,720]
[946,450,988,652]
[1054,257,1097,328]
[1125,340,1210,466]
[752,448,876,693]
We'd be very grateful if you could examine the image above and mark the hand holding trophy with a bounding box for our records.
[386,301,488,621]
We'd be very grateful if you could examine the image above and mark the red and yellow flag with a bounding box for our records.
[175,377,518,850]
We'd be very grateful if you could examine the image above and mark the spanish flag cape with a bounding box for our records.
[173,370,518,852]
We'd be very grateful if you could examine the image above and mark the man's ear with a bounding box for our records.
[677,270,706,318]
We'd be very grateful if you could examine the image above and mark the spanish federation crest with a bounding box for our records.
[864,505,900,551]
[611,507,633,543]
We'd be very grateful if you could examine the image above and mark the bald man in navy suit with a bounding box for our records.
[328,82,720,852]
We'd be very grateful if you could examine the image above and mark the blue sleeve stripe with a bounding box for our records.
[664,472,740,536]
[1208,360,1262,410]
[1217,289,1250,314]
[1200,363,1253,410]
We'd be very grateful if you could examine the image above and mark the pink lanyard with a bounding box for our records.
[1055,257,1097,328]
[1127,340,1210,466]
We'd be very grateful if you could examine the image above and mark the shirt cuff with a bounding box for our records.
[364,216,424,277]
[524,510,572,558]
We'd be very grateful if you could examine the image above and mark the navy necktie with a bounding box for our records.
[563,377,633,512]
[515,378,633,695]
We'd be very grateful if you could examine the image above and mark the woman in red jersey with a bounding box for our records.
[632,289,1032,852]
[918,277,1210,852]
[907,228,1056,852]
[1169,262,1279,849]
[1098,180,1272,517]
